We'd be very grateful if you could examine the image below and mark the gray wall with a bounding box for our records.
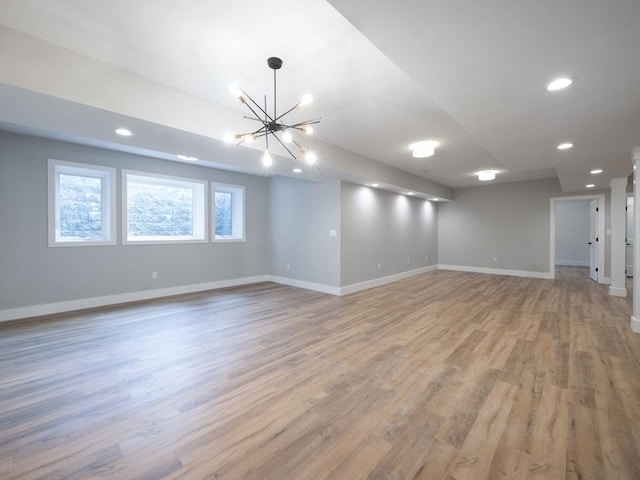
[438,178,562,273]
[268,176,340,287]
[555,200,590,266]
[0,131,269,310]
[340,182,437,286]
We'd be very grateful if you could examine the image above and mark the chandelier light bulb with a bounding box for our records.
[305,152,317,164]
[262,150,273,167]
[230,84,243,98]
[243,134,255,143]
[304,126,314,135]
[223,133,235,143]
[300,94,313,106]
[282,131,293,143]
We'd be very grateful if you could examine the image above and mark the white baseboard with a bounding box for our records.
[340,265,438,296]
[437,264,553,280]
[609,286,627,297]
[0,275,268,323]
[631,316,640,333]
[555,260,590,267]
[266,275,341,296]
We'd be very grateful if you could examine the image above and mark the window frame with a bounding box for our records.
[48,159,117,247]
[122,169,208,245]
[212,182,246,242]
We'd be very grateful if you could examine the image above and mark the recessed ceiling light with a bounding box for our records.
[371,183,379,187]
[478,170,496,181]
[293,168,302,173]
[557,142,573,150]
[409,140,439,158]
[586,184,595,188]
[546,77,573,91]
[432,198,439,201]
[590,169,603,174]
[177,154,198,161]
[115,128,132,136]
[407,192,414,196]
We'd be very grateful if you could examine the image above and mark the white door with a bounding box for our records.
[589,200,598,282]
[627,197,634,277]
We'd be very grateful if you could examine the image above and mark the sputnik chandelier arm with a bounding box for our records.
[226,57,320,166]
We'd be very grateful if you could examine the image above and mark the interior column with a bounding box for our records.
[609,178,627,296]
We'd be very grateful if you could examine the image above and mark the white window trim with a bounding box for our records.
[48,159,117,247]
[122,169,208,245]
[212,182,246,242]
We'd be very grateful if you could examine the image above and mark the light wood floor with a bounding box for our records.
[1,267,638,480]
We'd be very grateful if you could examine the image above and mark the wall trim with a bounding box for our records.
[266,275,341,296]
[631,316,640,333]
[437,264,553,279]
[609,286,627,297]
[340,265,438,296]
[0,275,268,322]
[555,260,590,267]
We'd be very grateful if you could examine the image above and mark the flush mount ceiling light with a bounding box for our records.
[409,140,439,158]
[557,142,574,150]
[228,57,320,167]
[478,170,497,181]
[115,128,132,136]
[546,77,573,91]
[371,183,379,187]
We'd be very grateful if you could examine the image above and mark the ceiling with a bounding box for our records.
[1,0,639,199]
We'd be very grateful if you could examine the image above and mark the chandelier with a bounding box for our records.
[226,57,320,167]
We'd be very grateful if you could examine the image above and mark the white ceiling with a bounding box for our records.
[1,0,639,197]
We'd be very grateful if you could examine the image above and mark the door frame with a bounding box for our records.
[549,194,606,282]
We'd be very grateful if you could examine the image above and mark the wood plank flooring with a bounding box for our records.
[0,267,638,479]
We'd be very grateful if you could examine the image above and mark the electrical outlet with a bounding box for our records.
[406,258,411,265]
[286,264,290,271]
[425,255,429,261]
[493,257,498,262]
[152,272,158,279]
[377,263,382,271]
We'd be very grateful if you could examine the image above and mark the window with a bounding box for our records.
[123,170,207,244]
[48,159,116,246]
[213,183,245,241]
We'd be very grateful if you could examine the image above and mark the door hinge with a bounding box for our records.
[596,237,599,242]
[596,207,599,212]
[596,267,599,272]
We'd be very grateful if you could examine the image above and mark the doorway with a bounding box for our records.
[549,195,606,282]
